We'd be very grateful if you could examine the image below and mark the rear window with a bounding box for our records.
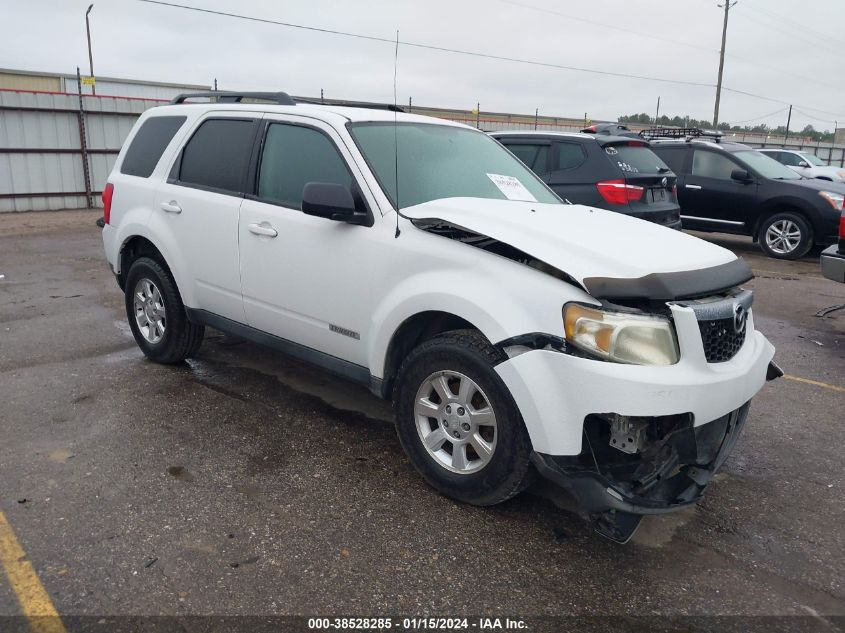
[605,144,670,175]
[177,118,257,193]
[120,116,186,178]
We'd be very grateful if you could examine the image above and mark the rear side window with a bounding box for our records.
[177,118,257,193]
[504,143,549,174]
[605,144,669,175]
[691,150,738,180]
[257,124,353,209]
[556,143,586,170]
[120,116,186,178]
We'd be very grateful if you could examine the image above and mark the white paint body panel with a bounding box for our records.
[102,103,776,458]
[401,197,737,281]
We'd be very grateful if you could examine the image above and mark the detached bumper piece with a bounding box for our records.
[532,402,751,543]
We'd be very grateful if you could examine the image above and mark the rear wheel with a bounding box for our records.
[124,257,204,364]
[394,329,533,506]
[758,212,813,260]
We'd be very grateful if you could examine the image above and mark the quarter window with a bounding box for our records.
[177,119,257,193]
[691,150,739,180]
[257,124,353,209]
[121,116,186,178]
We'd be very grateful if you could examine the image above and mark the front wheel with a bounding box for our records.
[124,257,204,364]
[394,330,533,506]
[758,212,813,260]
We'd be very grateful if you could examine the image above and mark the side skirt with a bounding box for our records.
[185,308,375,391]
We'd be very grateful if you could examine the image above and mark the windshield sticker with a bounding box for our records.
[605,147,618,155]
[617,161,640,173]
[486,174,538,202]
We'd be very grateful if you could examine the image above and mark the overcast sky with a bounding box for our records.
[3,0,844,131]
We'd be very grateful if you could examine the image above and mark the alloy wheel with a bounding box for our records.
[413,370,497,474]
[765,219,802,255]
[133,278,166,344]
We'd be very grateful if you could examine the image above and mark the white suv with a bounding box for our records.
[100,91,778,542]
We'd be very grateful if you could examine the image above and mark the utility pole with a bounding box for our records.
[784,104,792,143]
[85,4,95,95]
[534,107,538,130]
[713,0,736,128]
[655,96,661,125]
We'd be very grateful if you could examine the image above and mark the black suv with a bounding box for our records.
[648,129,845,259]
[490,131,681,229]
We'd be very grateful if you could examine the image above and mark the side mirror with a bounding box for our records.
[301,183,367,225]
[730,168,751,183]
[797,161,809,168]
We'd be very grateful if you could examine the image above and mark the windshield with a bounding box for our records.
[799,152,826,167]
[348,123,560,209]
[734,150,801,180]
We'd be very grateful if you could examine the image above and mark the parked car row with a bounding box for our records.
[491,127,845,261]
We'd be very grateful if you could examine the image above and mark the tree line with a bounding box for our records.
[617,113,835,142]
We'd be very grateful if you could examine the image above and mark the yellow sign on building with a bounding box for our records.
[81,76,96,86]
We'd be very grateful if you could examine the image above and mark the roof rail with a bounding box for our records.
[638,127,723,141]
[295,97,405,113]
[170,91,296,105]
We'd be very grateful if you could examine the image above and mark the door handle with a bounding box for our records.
[248,222,278,238]
[160,200,182,214]
[685,184,703,190]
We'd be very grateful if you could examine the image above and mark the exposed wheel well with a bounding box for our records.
[380,311,479,400]
[118,236,168,290]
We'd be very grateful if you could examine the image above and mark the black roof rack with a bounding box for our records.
[170,91,296,105]
[295,97,405,113]
[638,127,723,141]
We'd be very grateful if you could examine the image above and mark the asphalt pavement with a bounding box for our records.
[0,210,843,630]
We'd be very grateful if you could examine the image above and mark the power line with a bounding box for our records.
[136,0,713,88]
[742,0,841,43]
[497,0,837,90]
[726,106,788,125]
[736,3,841,55]
[492,0,717,55]
[135,0,845,120]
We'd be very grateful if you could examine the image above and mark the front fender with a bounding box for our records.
[367,261,590,379]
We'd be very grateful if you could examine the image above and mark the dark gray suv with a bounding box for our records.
[490,131,682,229]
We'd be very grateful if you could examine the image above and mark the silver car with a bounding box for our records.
[759,148,845,182]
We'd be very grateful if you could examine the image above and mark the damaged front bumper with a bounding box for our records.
[532,402,752,542]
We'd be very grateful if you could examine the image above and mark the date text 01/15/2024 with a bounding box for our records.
[307,617,527,630]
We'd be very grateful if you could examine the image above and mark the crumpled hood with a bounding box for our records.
[403,197,738,285]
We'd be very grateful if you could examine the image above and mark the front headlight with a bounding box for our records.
[563,303,680,366]
[819,191,845,211]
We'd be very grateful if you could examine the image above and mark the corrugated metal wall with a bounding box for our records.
[2,86,845,212]
[0,90,162,212]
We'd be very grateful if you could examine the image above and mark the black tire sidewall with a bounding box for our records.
[124,257,188,362]
[758,212,812,260]
[395,338,531,506]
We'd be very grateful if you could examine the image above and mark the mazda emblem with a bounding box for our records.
[733,304,747,334]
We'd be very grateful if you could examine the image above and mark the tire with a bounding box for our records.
[758,212,813,260]
[124,256,204,364]
[393,329,534,506]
